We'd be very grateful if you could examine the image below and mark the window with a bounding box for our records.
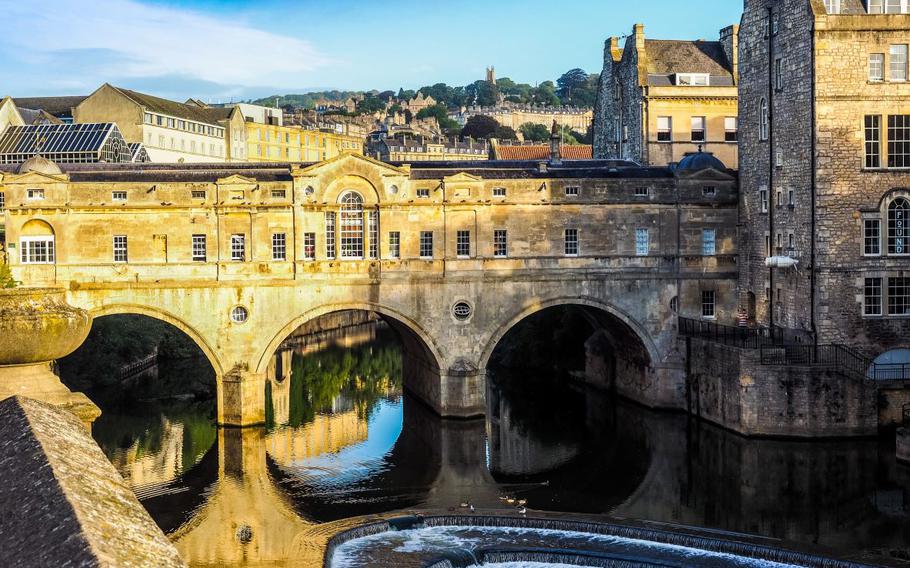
[27,188,45,200]
[271,189,286,199]
[493,187,506,197]
[389,232,400,259]
[760,98,769,141]
[864,219,881,255]
[788,232,795,250]
[111,191,127,202]
[776,188,783,207]
[724,117,737,142]
[888,197,909,254]
[703,229,717,256]
[775,58,783,90]
[231,306,249,324]
[144,113,152,124]
[494,229,508,258]
[765,234,771,257]
[635,187,649,197]
[865,277,883,316]
[455,230,471,258]
[775,152,783,168]
[192,190,206,199]
[888,276,910,315]
[691,116,706,142]
[702,290,716,319]
[565,228,579,256]
[635,228,649,256]
[823,0,841,12]
[657,116,672,142]
[870,54,885,82]
[325,212,336,259]
[760,188,769,213]
[113,235,128,263]
[192,234,206,262]
[419,231,433,258]
[340,192,364,259]
[788,188,795,207]
[231,234,245,261]
[890,45,908,81]
[368,210,379,259]
[703,186,716,197]
[304,233,316,260]
[19,236,55,264]
[865,115,881,168]
[416,188,430,198]
[677,73,709,86]
[614,118,621,142]
[272,233,287,261]
[869,0,910,13]
[888,115,910,168]
[0,192,5,212]
[565,186,580,197]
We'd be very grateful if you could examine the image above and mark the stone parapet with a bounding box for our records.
[0,396,185,567]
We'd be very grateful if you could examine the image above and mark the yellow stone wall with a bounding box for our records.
[246,123,363,162]
[644,89,739,168]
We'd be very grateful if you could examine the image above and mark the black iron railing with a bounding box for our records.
[678,317,791,348]
[758,344,870,379]
[870,363,910,381]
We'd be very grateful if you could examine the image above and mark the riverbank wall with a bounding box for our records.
[685,338,879,437]
[0,395,185,567]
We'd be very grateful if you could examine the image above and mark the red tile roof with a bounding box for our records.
[494,144,592,160]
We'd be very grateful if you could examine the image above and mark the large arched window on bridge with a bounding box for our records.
[19,219,56,264]
[888,197,909,255]
[339,191,364,259]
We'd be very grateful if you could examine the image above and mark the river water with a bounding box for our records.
[78,323,910,567]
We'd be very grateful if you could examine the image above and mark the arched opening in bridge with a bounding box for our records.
[58,313,219,531]
[482,303,654,514]
[261,309,443,522]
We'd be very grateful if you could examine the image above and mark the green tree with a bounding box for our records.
[355,95,386,115]
[557,68,590,101]
[531,81,561,106]
[465,80,500,107]
[461,115,517,140]
[519,122,551,142]
[416,103,460,132]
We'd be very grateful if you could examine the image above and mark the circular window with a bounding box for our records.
[452,301,473,321]
[304,185,315,196]
[231,306,249,324]
[389,184,399,195]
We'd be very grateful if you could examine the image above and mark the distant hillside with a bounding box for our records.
[250,91,365,109]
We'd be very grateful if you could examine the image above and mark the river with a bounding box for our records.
[73,322,910,567]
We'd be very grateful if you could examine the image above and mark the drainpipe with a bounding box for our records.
[767,5,776,329]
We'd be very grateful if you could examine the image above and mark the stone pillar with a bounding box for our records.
[0,288,100,427]
[218,366,266,427]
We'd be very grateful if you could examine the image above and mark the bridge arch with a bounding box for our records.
[254,302,445,377]
[479,296,660,374]
[89,304,224,377]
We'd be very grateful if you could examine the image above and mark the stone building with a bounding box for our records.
[372,135,489,162]
[453,106,593,133]
[73,84,246,163]
[738,0,910,361]
[594,24,740,168]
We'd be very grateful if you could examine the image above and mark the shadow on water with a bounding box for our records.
[76,312,910,566]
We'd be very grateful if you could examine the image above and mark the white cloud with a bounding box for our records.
[0,0,332,90]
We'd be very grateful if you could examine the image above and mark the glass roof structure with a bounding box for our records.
[0,123,134,164]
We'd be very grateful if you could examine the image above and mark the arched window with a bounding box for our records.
[19,219,56,264]
[888,197,909,255]
[339,191,364,259]
[759,98,769,141]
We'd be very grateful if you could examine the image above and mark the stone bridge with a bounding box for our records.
[2,153,740,425]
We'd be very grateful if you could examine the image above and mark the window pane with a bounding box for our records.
[888,276,910,315]
[890,45,907,81]
[702,229,717,255]
[865,115,881,168]
[888,197,910,253]
[457,230,471,257]
[864,219,881,255]
[865,277,882,315]
[635,228,649,256]
[564,228,579,256]
[869,54,885,81]
[340,192,364,259]
[702,290,716,318]
[494,229,508,257]
[325,212,336,260]
[420,231,433,258]
[389,232,400,259]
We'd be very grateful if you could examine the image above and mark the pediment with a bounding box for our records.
[5,171,69,184]
[294,152,409,178]
[676,167,735,181]
[215,174,258,186]
[443,172,483,184]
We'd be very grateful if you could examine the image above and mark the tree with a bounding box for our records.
[355,95,386,115]
[397,88,416,101]
[461,115,516,139]
[531,81,561,106]
[465,80,500,107]
[520,122,551,142]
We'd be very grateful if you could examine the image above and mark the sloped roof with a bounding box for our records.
[644,39,733,78]
[12,96,87,118]
[0,123,132,164]
[111,86,225,126]
[494,145,593,160]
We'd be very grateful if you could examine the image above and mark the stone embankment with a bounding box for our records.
[0,396,185,567]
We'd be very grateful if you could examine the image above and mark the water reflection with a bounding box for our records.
[87,319,910,567]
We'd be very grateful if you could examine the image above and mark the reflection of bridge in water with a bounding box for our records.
[119,391,909,567]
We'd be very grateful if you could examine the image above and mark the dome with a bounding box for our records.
[17,155,62,176]
[676,148,726,172]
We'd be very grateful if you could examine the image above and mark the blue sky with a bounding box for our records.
[0,0,743,101]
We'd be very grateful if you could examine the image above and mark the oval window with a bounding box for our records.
[453,302,473,321]
[231,306,249,324]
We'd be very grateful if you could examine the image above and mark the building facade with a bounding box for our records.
[453,106,593,133]
[243,120,363,163]
[738,0,910,358]
[594,24,740,168]
[373,136,489,162]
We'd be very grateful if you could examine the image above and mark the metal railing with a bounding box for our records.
[678,317,791,349]
[869,363,910,381]
[118,351,159,381]
[758,344,871,379]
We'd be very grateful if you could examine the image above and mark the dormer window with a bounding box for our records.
[676,73,710,86]
[824,0,841,13]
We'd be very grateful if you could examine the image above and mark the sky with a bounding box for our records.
[0,0,743,102]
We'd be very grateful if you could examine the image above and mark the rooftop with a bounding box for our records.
[494,145,593,161]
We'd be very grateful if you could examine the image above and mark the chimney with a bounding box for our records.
[720,24,740,84]
[607,36,623,63]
